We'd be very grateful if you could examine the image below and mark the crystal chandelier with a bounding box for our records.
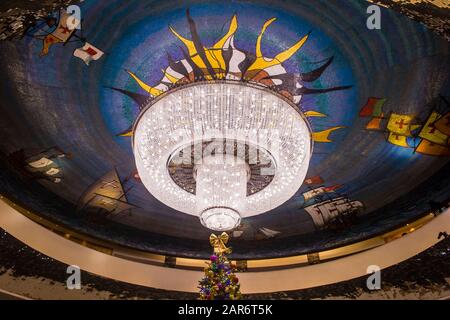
[133,81,312,231]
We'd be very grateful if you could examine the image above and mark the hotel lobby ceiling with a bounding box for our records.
[0,0,449,258]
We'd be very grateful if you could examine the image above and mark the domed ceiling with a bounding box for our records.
[0,0,449,258]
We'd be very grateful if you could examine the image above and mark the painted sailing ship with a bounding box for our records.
[300,180,362,229]
[77,168,136,217]
[360,96,450,156]
[302,184,342,203]
[304,196,364,229]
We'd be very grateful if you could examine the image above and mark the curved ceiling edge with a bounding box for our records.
[1,198,448,293]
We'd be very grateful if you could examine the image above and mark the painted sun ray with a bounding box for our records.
[115,11,351,147]
[186,9,217,79]
[213,14,238,50]
[295,85,353,95]
[162,68,181,84]
[300,56,334,82]
[180,59,194,77]
[169,26,205,70]
[117,126,133,137]
[154,83,169,91]
[312,126,345,143]
[255,17,277,59]
[126,70,163,97]
[273,32,310,65]
[107,87,148,109]
[169,14,215,79]
[210,14,239,75]
[262,64,289,77]
[179,46,204,81]
[261,72,297,89]
[305,111,327,117]
[245,16,310,77]
[167,53,190,79]
[170,11,240,80]
[223,36,246,80]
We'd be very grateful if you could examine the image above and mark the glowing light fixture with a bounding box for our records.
[133,81,312,231]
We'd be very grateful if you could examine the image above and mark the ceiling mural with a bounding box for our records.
[0,0,448,258]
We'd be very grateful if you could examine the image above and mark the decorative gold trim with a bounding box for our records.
[0,193,435,271]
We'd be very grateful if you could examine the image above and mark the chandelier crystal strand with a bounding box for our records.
[197,154,247,231]
[133,81,312,231]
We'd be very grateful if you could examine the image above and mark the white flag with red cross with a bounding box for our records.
[73,42,104,65]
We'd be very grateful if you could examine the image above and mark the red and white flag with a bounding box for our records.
[73,42,104,65]
[304,176,324,185]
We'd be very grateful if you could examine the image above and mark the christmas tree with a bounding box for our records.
[198,233,242,300]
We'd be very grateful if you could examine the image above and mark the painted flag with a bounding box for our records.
[303,187,326,201]
[45,167,60,176]
[359,98,386,117]
[388,132,410,148]
[365,114,384,131]
[40,34,64,56]
[387,113,415,136]
[73,42,104,65]
[40,11,77,56]
[415,139,450,157]
[303,185,341,202]
[27,157,54,169]
[418,111,449,146]
[304,176,324,185]
[323,184,343,193]
[434,111,450,136]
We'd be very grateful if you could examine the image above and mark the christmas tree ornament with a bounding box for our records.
[198,233,242,300]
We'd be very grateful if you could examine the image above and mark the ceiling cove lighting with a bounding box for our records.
[133,81,312,231]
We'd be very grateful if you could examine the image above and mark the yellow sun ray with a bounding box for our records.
[206,14,239,74]
[162,69,179,84]
[247,17,309,72]
[312,126,345,143]
[305,111,327,118]
[169,15,239,77]
[213,14,238,50]
[256,17,276,58]
[119,131,133,137]
[169,25,209,74]
[127,70,163,97]
[169,26,197,55]
[274,33,309,64]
